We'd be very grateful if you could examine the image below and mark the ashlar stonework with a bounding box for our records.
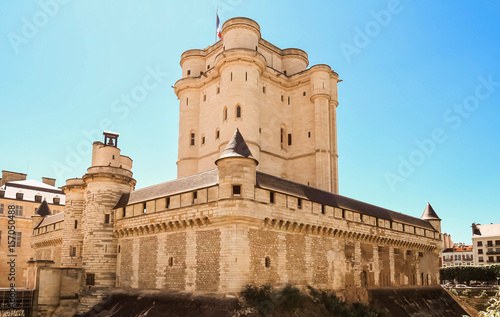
[29,18,443,316]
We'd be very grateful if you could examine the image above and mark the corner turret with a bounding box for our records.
[216,129,258,200]
[421,202,441,232]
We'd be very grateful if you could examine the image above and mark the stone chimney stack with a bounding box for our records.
[1,170,27,186]
[42,177,56,187]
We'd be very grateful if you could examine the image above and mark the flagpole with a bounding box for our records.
[215,8,218,43]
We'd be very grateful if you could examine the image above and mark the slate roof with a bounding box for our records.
[114,165,435,231]
[36,200,51,217]
[215,128,258,164]
[256,172,435,230]
[421,203,440,220]
[36,212,64,228]
[473,223,500,238]
[114,169,218,208]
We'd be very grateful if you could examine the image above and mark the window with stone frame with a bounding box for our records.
[15,232,21,247]
[86,273,95,285]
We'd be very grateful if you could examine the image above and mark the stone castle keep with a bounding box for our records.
[30,17,442,316]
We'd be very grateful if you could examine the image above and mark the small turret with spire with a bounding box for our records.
[421,202,441,232]
[215,129,258,200]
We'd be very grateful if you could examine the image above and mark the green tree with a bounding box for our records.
[479,288,500,317]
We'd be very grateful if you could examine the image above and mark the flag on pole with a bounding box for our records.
[216,10,222,40]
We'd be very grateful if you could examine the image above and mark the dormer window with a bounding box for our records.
[53,196,60,205]
[16,191,24,200]
[35,194,42,203]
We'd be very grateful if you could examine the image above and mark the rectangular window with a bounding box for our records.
[74,220,78,229]
[488,240,493,247]
[14,206,23,217]
[478,241,483,247]
[479,256,484,262]
[86,273,95,286]
[419,252,424,257]
[217,87,220,94]
[16,232,21,247]
[187,70,191,75]
[288,96,290,105]
[263,86,266,93]
[166,197,170,209]
[193,192,197,204]
[288,134,292,146]
[269,192,275,204]
[478,249,483,254]
[232,185,241,196]
[407,250,412,256]
[489,256,494,262]
[190,133,195,146]
[297,199,302,209]
[0,204,3,214]
[394,248,400,255]
[0,230,2,245]
[142,203,147,214]
[122,207,126,217]
[321,205,325,214]
[70,246,77,257]
[308,132,311,138]
[104,214,110,223]
[496,240,500,246]
[203,95,206,102]
[186,98,189,106]
[281,95,284,102]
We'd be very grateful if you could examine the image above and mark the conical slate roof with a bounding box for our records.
[216,129,258,165]
[421,202,440,220]
[36,200,52,217]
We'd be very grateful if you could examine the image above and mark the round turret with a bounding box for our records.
[281,48,309,76]
[222,17,261,50]
[180,50,206,78]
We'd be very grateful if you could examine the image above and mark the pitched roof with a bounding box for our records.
[256,172,435,230]
[421,203,440,220]
[473,223,500,238]
[0,179,65,204]
[215,129,258,164]
[36,212,64,228]
[113,167,434,230]
[114,169,218,208]
[36,200,51,217]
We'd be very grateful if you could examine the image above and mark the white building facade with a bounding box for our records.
[472,223,500,266]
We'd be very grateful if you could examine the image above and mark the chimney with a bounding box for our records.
[42,177,56,187]
[1,170,27,186]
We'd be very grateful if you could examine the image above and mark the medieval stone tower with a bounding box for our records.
[174,17,340,194]
[60,132,136,312]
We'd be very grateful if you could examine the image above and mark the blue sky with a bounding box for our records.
[1,1,499,244]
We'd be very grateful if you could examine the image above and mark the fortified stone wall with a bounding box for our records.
[114,182,440,295]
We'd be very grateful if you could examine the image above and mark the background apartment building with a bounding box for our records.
[472,223,500,266]
[0,170,65,288]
